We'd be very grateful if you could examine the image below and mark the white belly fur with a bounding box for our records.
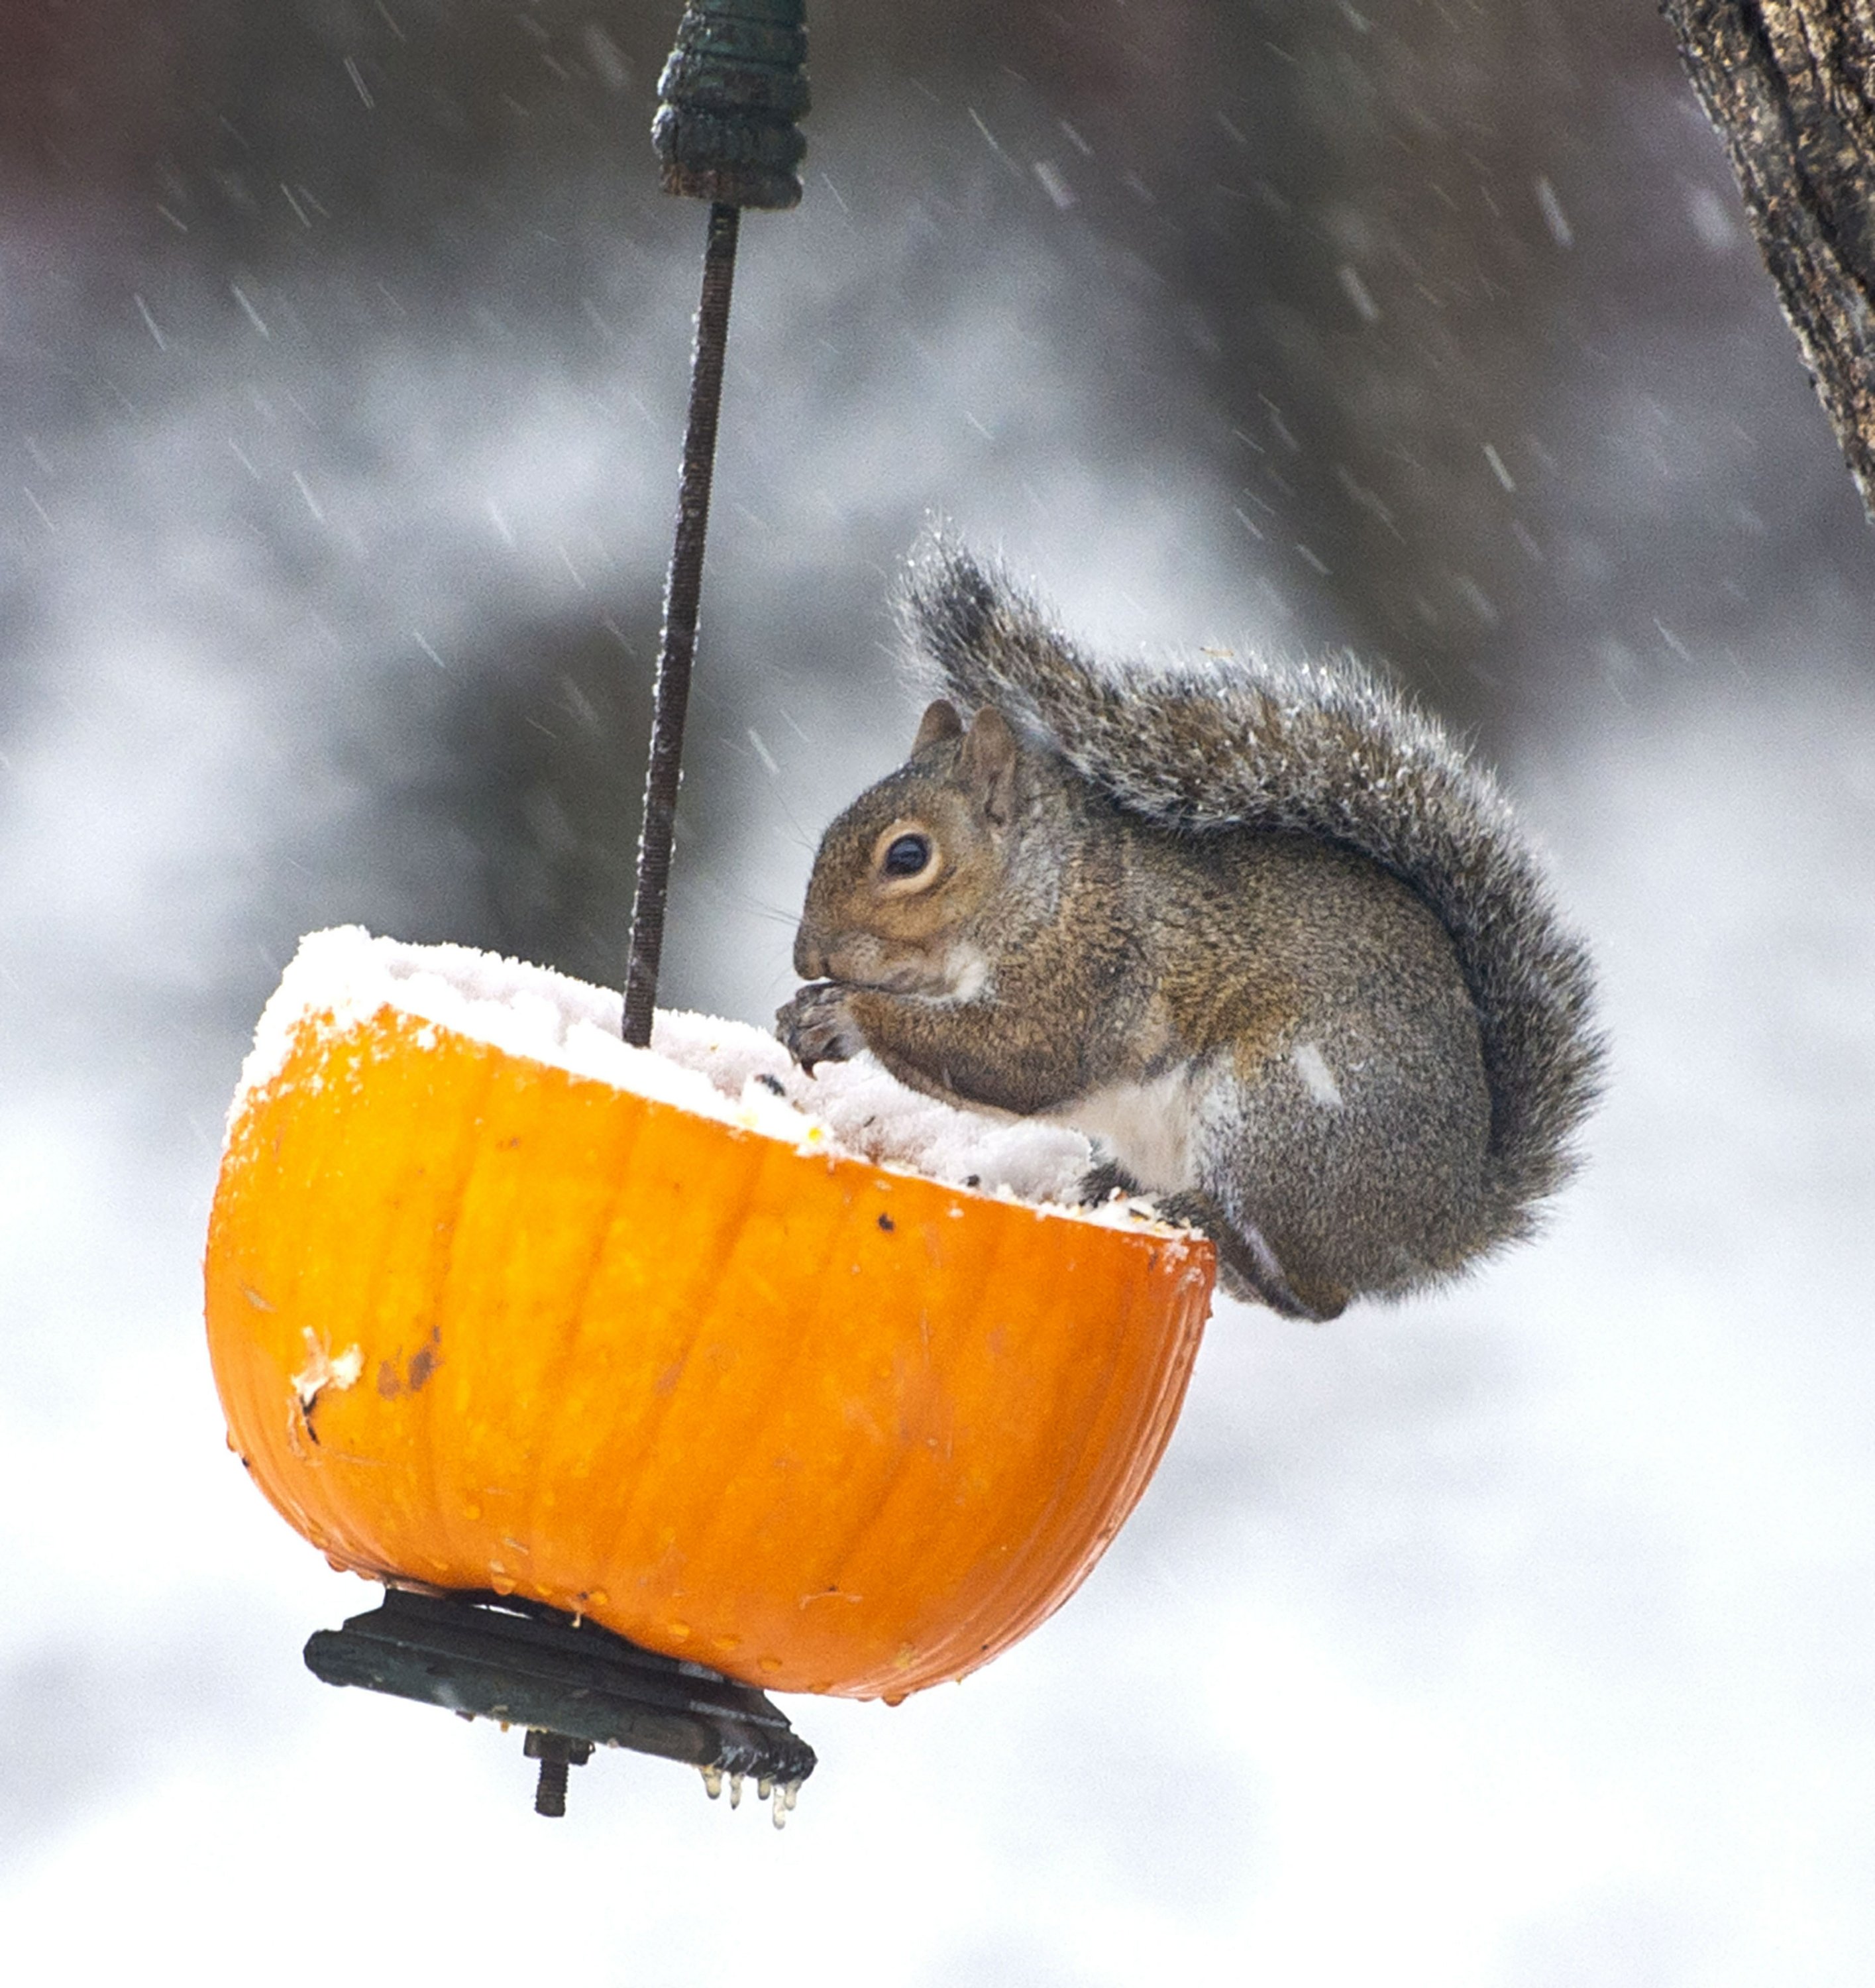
[1049,1066,1205,1195]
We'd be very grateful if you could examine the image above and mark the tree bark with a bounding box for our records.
[1662,1,1875,524]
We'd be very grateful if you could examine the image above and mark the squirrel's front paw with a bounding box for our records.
[776,982,867,1074]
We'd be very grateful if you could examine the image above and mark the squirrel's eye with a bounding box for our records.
[882,833,932,879]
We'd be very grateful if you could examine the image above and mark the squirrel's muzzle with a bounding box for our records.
[793,929,830,980]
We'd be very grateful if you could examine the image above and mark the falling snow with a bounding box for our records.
[2,8,1874,1986]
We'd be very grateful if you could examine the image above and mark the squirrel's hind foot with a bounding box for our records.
[1078,1157,1143,1205]
[1077,1166,1347,1321]
[1154,1189,1348,1323]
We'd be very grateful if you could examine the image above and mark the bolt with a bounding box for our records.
[523,1730,594,1818]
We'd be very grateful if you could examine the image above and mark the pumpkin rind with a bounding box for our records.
[205,1001,1213,1699]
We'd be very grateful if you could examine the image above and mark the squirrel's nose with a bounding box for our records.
[794,928,828,980]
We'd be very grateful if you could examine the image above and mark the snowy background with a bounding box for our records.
[3,4,1874,1982]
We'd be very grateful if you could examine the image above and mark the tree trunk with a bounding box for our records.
[1662,1,1875,524]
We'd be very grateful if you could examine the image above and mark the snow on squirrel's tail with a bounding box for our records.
[900,536,1604,1248]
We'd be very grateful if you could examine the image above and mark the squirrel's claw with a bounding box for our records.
[1079,1158,1143,1205]
[776,982,866,1074]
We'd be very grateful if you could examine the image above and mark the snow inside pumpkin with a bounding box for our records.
[204,928,1214,1700]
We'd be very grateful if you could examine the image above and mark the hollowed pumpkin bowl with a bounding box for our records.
[205,930,1214,1700]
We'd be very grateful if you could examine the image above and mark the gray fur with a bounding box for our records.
[899,537,1604,1250]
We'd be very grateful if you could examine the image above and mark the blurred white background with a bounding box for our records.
[2,5,1872,1983]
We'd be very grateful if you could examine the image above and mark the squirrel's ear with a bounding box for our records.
[912,699,964,753]
[959,706,1020,827]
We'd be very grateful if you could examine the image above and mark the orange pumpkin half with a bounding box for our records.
[205,929,1214,1700]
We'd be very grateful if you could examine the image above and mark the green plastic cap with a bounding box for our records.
[653,0,810,211]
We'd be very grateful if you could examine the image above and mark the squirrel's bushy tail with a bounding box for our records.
[901,539,1603,1249]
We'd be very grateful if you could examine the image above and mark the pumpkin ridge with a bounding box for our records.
[987,1264,1158,1631]
[211,1017,346,1554]
[816,1199,1053,1692]
[514,1081,650,1604]
[429,1048,635,1600]
[633,1144,879,1671]
[402,1028,508,1587]
[253,1014,403,1554]
[583,1113,778,1624]
[1102,1260,1211,1518]
[759,1178,1010,1674]
[932,1253,1207,1677]
[274,1015,504,1580]
[886,1226,1205,1689]
[883,1227,1100,1686]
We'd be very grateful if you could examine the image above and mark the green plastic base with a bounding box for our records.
[305,1586,816,1816]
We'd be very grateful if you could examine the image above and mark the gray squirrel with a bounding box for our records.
[777,542,1603,1319]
